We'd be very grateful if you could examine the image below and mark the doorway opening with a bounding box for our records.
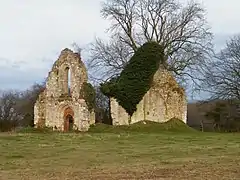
[65,114,74,131]
[63,107,74,132]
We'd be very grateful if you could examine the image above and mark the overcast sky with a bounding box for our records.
[0,0,240,91]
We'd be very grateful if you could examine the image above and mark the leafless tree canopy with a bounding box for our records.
[88,0,213,86]
[0,91,22,131]
[88,37,134,82]
[0,83,45,131]
[202,35,240,100]
[0,91,21,121]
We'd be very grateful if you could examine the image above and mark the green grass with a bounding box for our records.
[0,121,239,180]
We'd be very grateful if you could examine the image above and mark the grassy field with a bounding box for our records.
[0,121,240,180]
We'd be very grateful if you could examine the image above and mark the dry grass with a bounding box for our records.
[0,127,239,180]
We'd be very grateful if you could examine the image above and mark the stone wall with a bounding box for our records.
[110,68,187,125]
[34,48,95,131]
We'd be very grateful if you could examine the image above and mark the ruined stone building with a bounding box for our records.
[34,48,95,131]
[110,67,187,125]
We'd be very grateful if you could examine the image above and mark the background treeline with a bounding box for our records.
[0,84,44,132]
[188,100,240,132]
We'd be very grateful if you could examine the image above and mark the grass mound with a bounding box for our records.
[89,118,195,133]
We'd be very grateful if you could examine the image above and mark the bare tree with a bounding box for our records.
[202,35,240,100]
[94,85,109,110]
[17,82,46,127]
[0,91,22,131]
[199,35,240,132]
[87,0,213,87]
[88,37,134,83]
[0,82,46,132]
[94,85,111,124]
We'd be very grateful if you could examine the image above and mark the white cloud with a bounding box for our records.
[201,0,240,34]
[0,0,110,90]
[0,0,109,66]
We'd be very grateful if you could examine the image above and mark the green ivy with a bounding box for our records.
[80,82,96,112]
[100,41,165,116]
[100,77,119,97]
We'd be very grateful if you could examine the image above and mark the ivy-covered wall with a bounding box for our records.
[100,41,165,116]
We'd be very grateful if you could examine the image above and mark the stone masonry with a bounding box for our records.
[110,67,187,125]
[34,48,95,131]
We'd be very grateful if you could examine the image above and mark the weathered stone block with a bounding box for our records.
[110,68,187,125]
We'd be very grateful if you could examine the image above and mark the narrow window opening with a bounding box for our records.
[68,68,71,96]
[65,67,71,96]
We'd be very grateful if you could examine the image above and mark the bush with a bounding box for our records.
[100,41,165,116]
